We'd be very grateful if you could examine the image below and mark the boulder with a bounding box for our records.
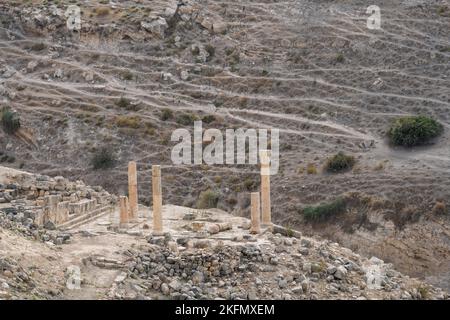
[141,17,168,38]
[334,266,348,280]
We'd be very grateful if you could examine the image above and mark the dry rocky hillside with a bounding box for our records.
[1,0,450,296]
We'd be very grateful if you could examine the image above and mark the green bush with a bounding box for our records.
[116,97,131,109]
[176,113,198,126]
[324,152,355,173]
[160,108,173,121]
[91,147,116,170]
[388,116,443,147]
[303,198,346,222]
[1,108,21,134]
[205,44,215,61]
[202,115,216,124]
[30,42,46,51]
[336,53,344,63]
[122,70,133,81]
[196,189,219,209]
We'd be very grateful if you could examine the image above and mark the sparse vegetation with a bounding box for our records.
[205,44,215,61]
[176,113,198,126]
[1,108,21,134]
[94,6,111,16]
[335,53,345,63]
[385,205,421,229]
[122,70,134,81]
[437,6,448,16]
[388,116,443,147]
[160,108,173,121]
[115,115,140,128]
[91,147,116,170]
[306,163,317,174]
[432,201,447,215]
[286,226,294,237]
[196,189,220,209]
[373,160,388,171]
[244,178,256,191]
[324,152,355,173]
[202,115,216,124]
[30,42,46,51]
[302,198,347,222]
[417,286,430,300]
[116,97,131,109]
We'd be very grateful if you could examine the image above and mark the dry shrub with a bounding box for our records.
[196,189,219,209]
[385,205,421,229]
[324,152,355,173]
[95,7,111,16]
[306,163,317,174]
[115,116,140,128]
[432,201,447,215]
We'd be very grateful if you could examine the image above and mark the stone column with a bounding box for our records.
[260,150,272,228]
[48,195,59,224]
[128,161,138,222]
[250,192,261,234]
[119,196,129,228]
[152,165,163,235]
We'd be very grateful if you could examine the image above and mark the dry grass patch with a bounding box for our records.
[115,116,140,129]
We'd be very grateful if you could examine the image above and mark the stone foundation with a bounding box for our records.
[0,172,115,229]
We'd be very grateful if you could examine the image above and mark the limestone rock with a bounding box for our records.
[334,266,348,280]
[141,17,168,38]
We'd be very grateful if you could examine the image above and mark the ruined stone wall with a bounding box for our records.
[0,172,116,229]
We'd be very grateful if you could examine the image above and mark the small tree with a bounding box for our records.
[1,108,21,134]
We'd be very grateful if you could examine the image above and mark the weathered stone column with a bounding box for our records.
[250,192,261,234]
[47,195,59,225]
[119,196,129,228]
[128,161,138,222]
[152,165,163,235]
[260,150,272,228]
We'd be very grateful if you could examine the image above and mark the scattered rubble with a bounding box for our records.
[121,231,448,300]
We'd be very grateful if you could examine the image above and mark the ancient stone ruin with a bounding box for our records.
[0,169,115,231]
[114,158,272,237]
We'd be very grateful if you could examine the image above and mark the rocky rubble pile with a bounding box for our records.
[0,256,52,299]
[123,232,448,300]
[0,171,114,245]
[0,211,71,246]
[7,174,115,205]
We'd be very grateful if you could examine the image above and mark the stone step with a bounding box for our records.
[64,208,112,230]
[58,205,112,231]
